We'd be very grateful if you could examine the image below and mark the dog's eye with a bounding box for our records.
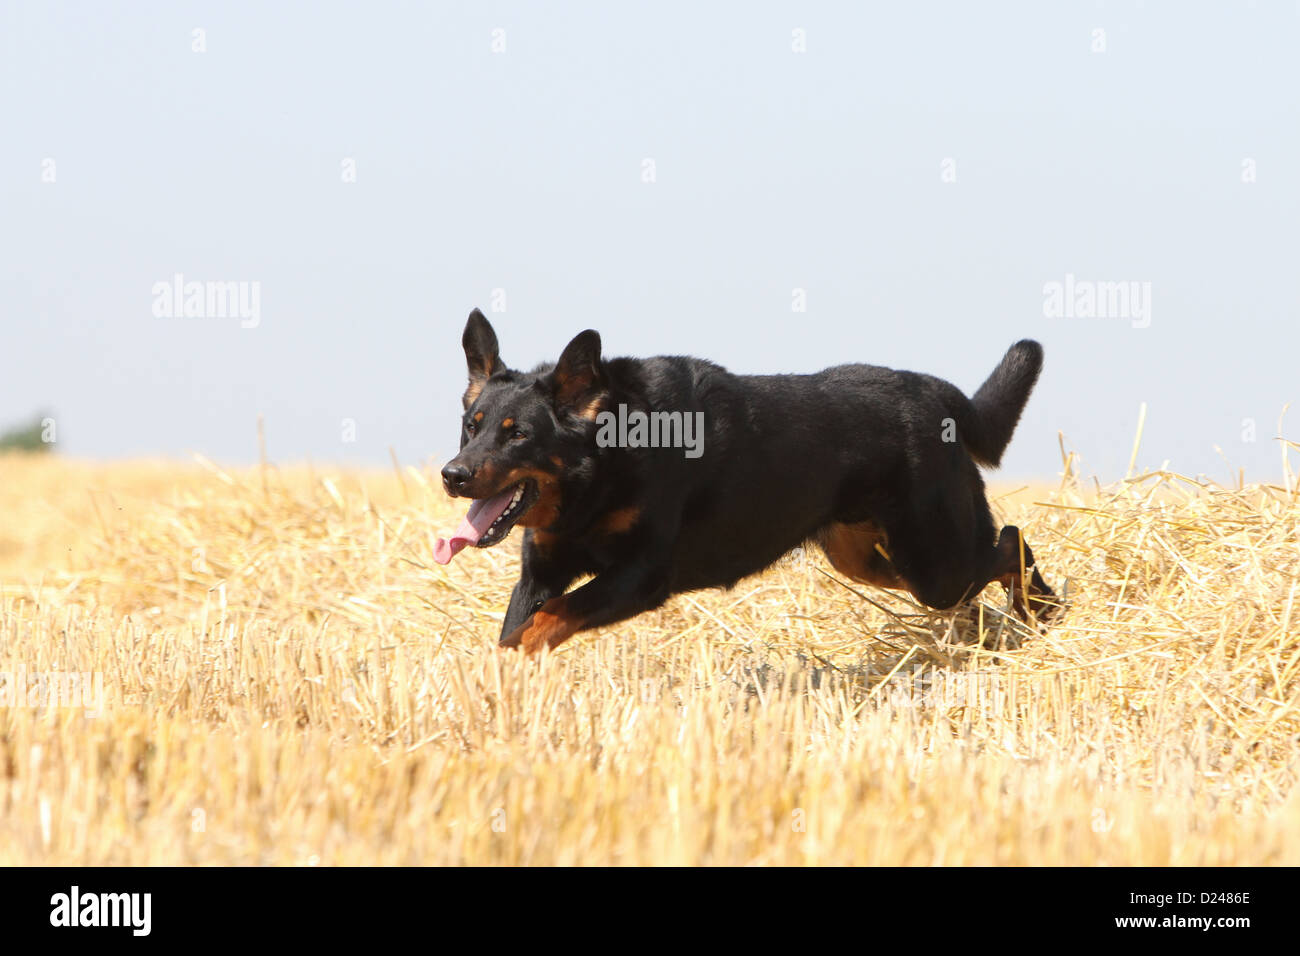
[511,429,527,442]
[465,421,477,435]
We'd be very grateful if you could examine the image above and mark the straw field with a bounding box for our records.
[1,445,1298,865]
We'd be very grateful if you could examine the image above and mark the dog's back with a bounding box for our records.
[604,346,1044,594]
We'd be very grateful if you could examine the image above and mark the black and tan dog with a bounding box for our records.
[435,309,1056,654]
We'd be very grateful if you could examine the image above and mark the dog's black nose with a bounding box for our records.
[441,463,473,495]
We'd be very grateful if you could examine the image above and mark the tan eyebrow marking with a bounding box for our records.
[502,418,515,429]
[473,411,484,422]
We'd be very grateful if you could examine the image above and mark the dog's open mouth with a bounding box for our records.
[433,480,538,565]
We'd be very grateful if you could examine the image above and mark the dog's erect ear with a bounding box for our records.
[550,329,606,418]
[462,309,503,407]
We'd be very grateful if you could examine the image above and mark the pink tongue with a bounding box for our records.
[433,487,518,565]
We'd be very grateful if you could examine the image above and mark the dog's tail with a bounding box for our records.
[961,340,1044,468]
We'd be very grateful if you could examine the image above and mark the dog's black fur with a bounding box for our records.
[441,309,1056,653]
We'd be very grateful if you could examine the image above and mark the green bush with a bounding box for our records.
[0,413,55,453]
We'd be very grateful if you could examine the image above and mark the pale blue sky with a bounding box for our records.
[2,1,1297,482]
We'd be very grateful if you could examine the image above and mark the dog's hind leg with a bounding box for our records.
[881,493,1057,626]
[900,522,1057,625]
[988,525,1059,623]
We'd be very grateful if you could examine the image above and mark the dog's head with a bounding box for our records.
[433,309,607,564]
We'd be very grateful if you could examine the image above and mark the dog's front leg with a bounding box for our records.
[502,575,563,638]
[500,560,672,655]
[498,531,579,643]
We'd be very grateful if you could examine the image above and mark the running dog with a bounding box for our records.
[435,309,1057,654]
